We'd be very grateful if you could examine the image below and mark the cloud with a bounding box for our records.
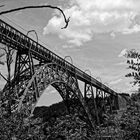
[115,61,126,66]
[43,0,140,47]
[118,49,128,57]
[62,44,75,48]
[109,78,122,85]
[122,84,138,93]
[110,32,116,39]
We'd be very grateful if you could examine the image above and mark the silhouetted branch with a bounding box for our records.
[0,53,5,58]
[0,72,8,82]
[0,52,5,65]
[0,5,4,8]
[0,61,4,65]
[0,5,70,29]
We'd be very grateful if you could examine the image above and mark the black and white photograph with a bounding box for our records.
[0,0,140,139]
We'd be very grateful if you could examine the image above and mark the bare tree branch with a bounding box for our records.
[0,72,8,82]
[0,5,4,8]
[0,49,5,65]
[0,61,4,65]
[0,5,70,29]
[0,53,5,58]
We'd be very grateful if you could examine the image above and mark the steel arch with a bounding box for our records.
[12,63,94,128]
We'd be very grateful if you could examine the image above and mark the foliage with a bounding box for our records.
[0,89,139,140]
[33,101,67,122]
[0,111,45,140]
[0,96,140,140]
[89,103,140,140]
[119,104,140,140]
[125,49,140,93]
[43,114,93,140]
[0,108,93,139]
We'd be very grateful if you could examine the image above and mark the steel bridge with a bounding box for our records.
[0,19,119,128]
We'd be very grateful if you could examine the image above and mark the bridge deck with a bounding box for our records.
[0,19,117,95]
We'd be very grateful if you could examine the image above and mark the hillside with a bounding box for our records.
[33,101,68,122]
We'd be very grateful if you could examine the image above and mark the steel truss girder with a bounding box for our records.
[84,83,99,124]
[0,19,118,97]
[52,83,85,117]
[95,88,119,114]
[14,49,38,97]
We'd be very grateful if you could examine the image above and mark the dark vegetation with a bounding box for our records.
[31,94,140,140]
[33,101,67,122]
[0,94,140,139]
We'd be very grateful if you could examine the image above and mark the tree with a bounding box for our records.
[0,46,14,83]
[0,45,15,115]
[125,49,140,94]
[0,48,7,92]
[0,45,5,78]
[0,53,5,66]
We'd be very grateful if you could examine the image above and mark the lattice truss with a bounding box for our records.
[0,49,118,128]
[1,60,95,127]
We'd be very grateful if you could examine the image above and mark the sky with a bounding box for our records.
[1,0,140,106]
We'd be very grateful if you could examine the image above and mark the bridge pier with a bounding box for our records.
[84,83,99,124]
[14,49,39,102]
